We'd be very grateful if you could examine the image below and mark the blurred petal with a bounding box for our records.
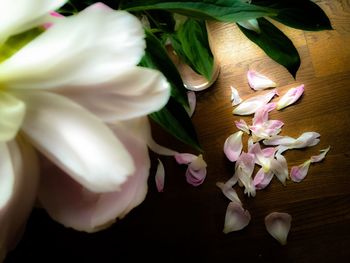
[265,212,292,245]
[290,160,311,183]
[155,159,165,192]
[1,6,145,88]
[277,84,304,110]
[0,0,67,42]
[216,182,241,204]
[253,168,274,190]
[60,67,170,122]
[234,119,250,134]
[247,70,276,90]
[187,91,196,117]
[0,92,25,142]
[38,122,150,232]
[186,155,207,186]
[233,89,278,115]
[223,202,251,233]
[230,86,243,106]
[264,132,320,150]
[175,153,197,164]
[263,135,296,146]
[252,103,276,126]
[18,91,134,193]
[0,143,15,210]
[310,146,331,163]
[0,138,39,258]
[237,19,260,33]
[224,131,243,162]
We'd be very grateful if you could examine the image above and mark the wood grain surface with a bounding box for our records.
[5,1,350,262]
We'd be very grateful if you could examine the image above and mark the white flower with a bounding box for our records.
[0,0,171,256]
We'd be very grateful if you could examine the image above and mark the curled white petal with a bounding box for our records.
[265,212,292,245]
[224,131,243,162]
[230,86,243,106]
[247,70,277,90]
[310,146,331,163]
[216,182,241,204]
[155,159,165,192]
[277,84,304,110]
[223,202,251,233]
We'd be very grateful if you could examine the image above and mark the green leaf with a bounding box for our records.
[145,10,176,33]
[122,0,277,22]
[140,30,189,108]
[238,17,300,78]
[150,97,202,152]
[252,0,332,31]
[170,18,213,81]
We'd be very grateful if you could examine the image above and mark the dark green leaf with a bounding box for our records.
[170,18,214,80]
[140,31,189,108]
[145,10,176,33]
[238,18,300,77]
[252,0,332,31]
[150,97,202,152]
[122,0,277,22]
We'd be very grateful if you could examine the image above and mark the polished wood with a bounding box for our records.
[6,1,350,262]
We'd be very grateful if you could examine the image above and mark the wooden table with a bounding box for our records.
[6,1,350,262]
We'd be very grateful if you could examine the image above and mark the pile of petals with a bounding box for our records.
[218,70,330,244]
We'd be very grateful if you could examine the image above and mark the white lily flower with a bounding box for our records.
[1,1,171,254]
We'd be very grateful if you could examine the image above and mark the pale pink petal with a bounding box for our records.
[186,155,207,186]
[224,131,243,162]
[247,70,277,91]
[38,122,151,232]
[234,119,250,134]
[263,135,296,146]
[43,11,64,29]
[263,132,320,151]
[250,120,284,141]
[216,182,241,204]
[249,143,272,172]
[155,159,165,192]
[265,212,292,245]
[233,89,278,115]
[252,102,276,126]
[174,153,197,164]
[262,147,277,158]
[253,168,274,190]
[277,84,304,110]
[187,91,196,117]
[235,152,256,197]
[230,86,243,106]
[271,153,289,185]
[310,146,331,163]
[247,137,254,152]
[223,202,251,233]
[290,160,311,183]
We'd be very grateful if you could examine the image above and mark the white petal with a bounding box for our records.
[223,202,251,233]
[233,89,278,115]
[216,182,241,204]
[237,19,260,33]
[271,153,289,185]
[18,91,134,193]
[38,122,151,232]
[224,131,243,162]
[155,159,165,192]
[0,7,145,88]
[277,84,304,110]
[0,143,15,210]
[0,92,25,142]
[265,212,292,245]
[0,0,67,42]
[247,70,277,90]
[263,132,320,151]
[230,86,243,106]
[0,138,39,257]
[60,67,170,122]
[187,91,196,117]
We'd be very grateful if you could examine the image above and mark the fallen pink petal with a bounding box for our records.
[290,160,311,183]
[252,103,276,126]
[253,168,274,190]
[233,89,278,115]
[235,152,256,197]
[155,159,165,192]
[263,132,320,151]
[235,119,250,134]
[231,86,243,106]
[223,202,251,234]
[247,70,277,90]
[310,146,331,163]
[186,155,207,186]
[265,212,292,245]
[277,84,304,110]
[224,131,243,162]
[174,153,197,165]
[216,182,241,204]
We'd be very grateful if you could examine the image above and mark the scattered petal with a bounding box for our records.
[247,70,277,91]
[174,152,197,165]
[235,152,256,197]
[252,103,276,126]
[253,168,274,190]
[271,153,289,185]
[223,202,251,233]
[155,159,165,192]
[290,160,311,183]
[224,131,243,162]
[237,19,260,33]
[265,212,292,245]
[233,89,278,115]
[263,132,320,151]
[187,91,196,117]
[310,146,331,163]
[216,182,241,204]
[277,84,304,110]
[234,119,250,134]
[249,143,273,172]
[186,155,207,186]
[230,86,243,106]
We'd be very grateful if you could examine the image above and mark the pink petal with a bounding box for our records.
[174,152,197,164]
[265,212,292,245]
[250,120,284,141]
[277,84,304,110]
[155,159,165,192]
[253,168,274,190]
[233,89,278,115]
[43,11,65,29]
[216,182,241,204]
[270,153,289,185]
[247,70,277,91]
[186,155,207,186]
[234,119,250,134]
[290,160,311,183]
[187,91,196,117]
[230,86,243,106]
[310,146,331,163]
[249,143,272,172]
[223,202,251,233]
[224,131,243,162]
[263,132,320,150]
[235,152,256,197]
[252,102,276,126]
